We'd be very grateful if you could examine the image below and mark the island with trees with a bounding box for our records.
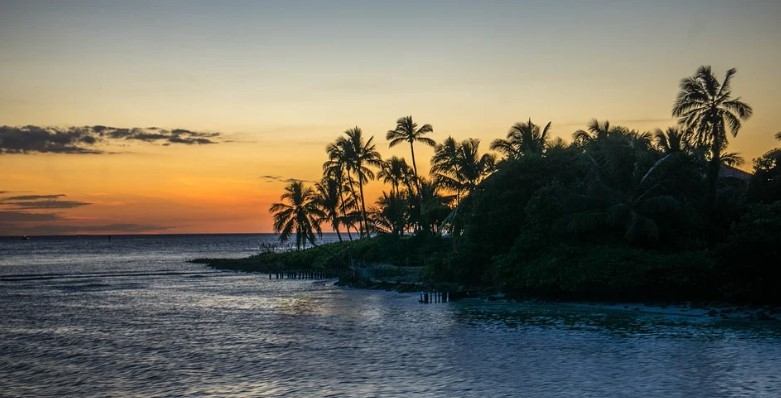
[199,66,781,305]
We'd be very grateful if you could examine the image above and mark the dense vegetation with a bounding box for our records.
[255,66,781,304]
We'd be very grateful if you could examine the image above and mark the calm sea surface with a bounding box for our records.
[1,234,780,397]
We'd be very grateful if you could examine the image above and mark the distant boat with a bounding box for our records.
[22,235,30,240]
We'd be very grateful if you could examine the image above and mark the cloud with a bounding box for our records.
[66,223,171,233]
[0,125,223,154]
[0,211,62,222]
[4,194,65,201]
[1,194,91,209]
[0,192,167,236]
[2,200,91,209]
[260,175,317,184]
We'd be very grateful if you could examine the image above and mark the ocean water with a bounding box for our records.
[1,234,780,397]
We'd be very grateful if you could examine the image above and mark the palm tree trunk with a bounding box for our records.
[358,178,369,238]
[345,172,363,237]
[337,186,354,241]
[409,141,421,195]
[707,148,721,211]
[333,217,343,242]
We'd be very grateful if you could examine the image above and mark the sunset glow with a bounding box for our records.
[2,0,780,235]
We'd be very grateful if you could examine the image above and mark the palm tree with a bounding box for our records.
[572,119,617,146]
[378,156,411,196]
[430,136,461,196]
[417,178,452,235]
[269,180,324,250]
[369,191,408,236]
[672,66,753,207]
[386,116,436,194]
[335,127,382,237]
[431,137,495,203]
[324,143,358,239]
[559,133,698,243]
[653,127,695,155]
[490,119,552,159]
[718,152,745,168]
[313,177,348,242]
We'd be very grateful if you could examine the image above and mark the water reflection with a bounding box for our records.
[2,252,780,396]
[454,299,781,340]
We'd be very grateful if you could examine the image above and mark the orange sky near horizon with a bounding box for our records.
[1,1,780,236]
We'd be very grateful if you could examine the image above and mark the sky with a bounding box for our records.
[1,0,780,235]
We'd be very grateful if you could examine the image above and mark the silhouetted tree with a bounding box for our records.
[369,191,408,236]
[386,116,435,195]
[378,156,412,196]
[313,177,352,242]
[324,140,359,239]
[490,119,551,159]
[270,180,324,250]
[431,137,495,202]
[749,148,781,203]
[653,127,696,155]
[672,66,753,208]
[336,127,382,237]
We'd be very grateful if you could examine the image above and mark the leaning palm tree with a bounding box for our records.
[672,66,753,207]
[490,118,552,159]
[386,116,436,194]
[336,127,383,237]
[269,180,324,250]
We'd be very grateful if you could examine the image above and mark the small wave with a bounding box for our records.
[0,270,218,282]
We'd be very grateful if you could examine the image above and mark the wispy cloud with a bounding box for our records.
[0,211,62,222]
[260,175,317,184]
[4,194,65,201]
[0,125,223,154]
[1,194,91,210]
[2,200,92,210]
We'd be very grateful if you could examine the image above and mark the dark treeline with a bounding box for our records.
[266,66,781,304]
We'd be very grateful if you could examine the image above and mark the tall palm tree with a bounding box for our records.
[672,66,753,207]
[324,143,358,239]
[386,116,436,194]
[269,180,324,250]
[490,119,552,159]
[335,127,382,237]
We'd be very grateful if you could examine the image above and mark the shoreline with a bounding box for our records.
[196,256,781,322]
[338,277,781,322]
